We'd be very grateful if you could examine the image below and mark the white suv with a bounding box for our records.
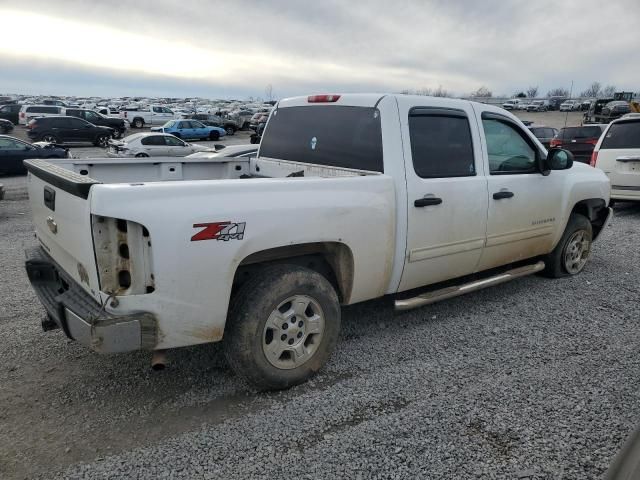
[502,99,522,110]
[19,105,64,125]
[591,116,640,202]
[559,100,580,112]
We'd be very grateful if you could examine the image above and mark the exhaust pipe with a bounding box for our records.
[151,349,167,371]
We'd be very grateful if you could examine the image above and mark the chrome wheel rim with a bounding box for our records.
[563,229,591,274]
[43,135,56,143]
[98,136,108,147]
[262,295,325,370]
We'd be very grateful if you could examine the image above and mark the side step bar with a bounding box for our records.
[395,261,545,311]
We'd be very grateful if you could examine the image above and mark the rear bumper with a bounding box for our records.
[25,246,157,353]
[611,185,640,201]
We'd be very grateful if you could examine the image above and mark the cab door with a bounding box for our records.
[398,100,489,292]
[474,109,564,271]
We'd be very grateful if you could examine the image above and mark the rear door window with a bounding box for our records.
[141,135,165,146]
[601,122,640,149]
[259,105,383,172]
[408,110,475,178]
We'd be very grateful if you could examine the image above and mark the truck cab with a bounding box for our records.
[23,93,611,390]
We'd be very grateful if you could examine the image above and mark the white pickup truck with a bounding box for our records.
[119,105,178,128]
[24,94,611,390]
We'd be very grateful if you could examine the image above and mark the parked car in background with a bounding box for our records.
[502,99,523,110]
[0,135,69,175]
[26,116,114,147]
[581,99,593,111]
[0,119,14,134]
[591,116,640,202]
[598,101,632,122]
[186,144,259,159]
[560,100,581,112]
[517,102,530,110]
[19,105,64,125]
[64,108,127,138]
[249,112,270,130]
[526,100,548,112]
[42,99,67,107]
[0,103,22,124]
[107,132,210,157]
[528,126,558,149]
[150,120,226,140]
[186,114,239,135]
[547,96,568,111]
[119,105,177,128]
[550,125,607,163]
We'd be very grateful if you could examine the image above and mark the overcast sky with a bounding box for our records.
[0,0,638,100]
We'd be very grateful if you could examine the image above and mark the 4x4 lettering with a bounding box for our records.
[191,222,246,242]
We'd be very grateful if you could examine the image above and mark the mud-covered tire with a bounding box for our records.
[542,213,592,278]
[224,265,341,391]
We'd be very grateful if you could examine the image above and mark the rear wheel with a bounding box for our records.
[209,131,220,141]
[225,125,235,136]
[543,213,592,278]
[133,118,144,128]
[135,153,149,158]
[224,265,340,391]
[112,130,123,139]
[41,134,59,144]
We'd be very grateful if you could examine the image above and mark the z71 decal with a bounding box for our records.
[191,222,246,242]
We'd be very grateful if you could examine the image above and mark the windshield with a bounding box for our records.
[259,105,383,172]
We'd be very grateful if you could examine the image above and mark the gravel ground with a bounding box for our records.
[1,155,639,479]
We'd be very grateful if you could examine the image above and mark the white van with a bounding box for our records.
[19,105,64,125]
[591,116,640,202]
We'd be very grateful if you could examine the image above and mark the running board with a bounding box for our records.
[394,261,545,311]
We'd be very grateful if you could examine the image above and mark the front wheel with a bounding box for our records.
[542,213,592,278]
[209,131,220,141]
[225,125,235,136]
[224,265,341,391]
[135,153,149,158]
[41,134,59,144]
[95,134,109,148]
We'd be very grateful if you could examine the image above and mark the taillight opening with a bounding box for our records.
[590,150,599,167]
[308,94,341,103]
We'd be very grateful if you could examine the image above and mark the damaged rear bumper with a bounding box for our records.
[24,246,157,353]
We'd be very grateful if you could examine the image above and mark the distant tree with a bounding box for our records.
[602,85,617,97]
[514,91,526,98]
[580,81,601,98]
[416,87,433,96]
[526,86,539,98]
[547,87,569,97]
[471,86,492,97]
[432,85,451,97]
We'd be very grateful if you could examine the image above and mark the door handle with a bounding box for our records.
[493,191,514,200]
[414,197,442,207]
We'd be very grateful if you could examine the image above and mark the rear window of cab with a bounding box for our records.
[259,105,383,172]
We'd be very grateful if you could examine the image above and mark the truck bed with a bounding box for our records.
[37,155,380,185]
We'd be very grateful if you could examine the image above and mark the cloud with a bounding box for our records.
[0,0,638,98]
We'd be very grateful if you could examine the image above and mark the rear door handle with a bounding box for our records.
[414,197,443,207]
[616,156,640,162]
[493,191,514,200]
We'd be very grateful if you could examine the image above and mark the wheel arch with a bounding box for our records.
[232,242,355,304]
[570,198,609,240]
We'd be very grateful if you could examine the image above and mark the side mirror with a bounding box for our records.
[547,148,574,170]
